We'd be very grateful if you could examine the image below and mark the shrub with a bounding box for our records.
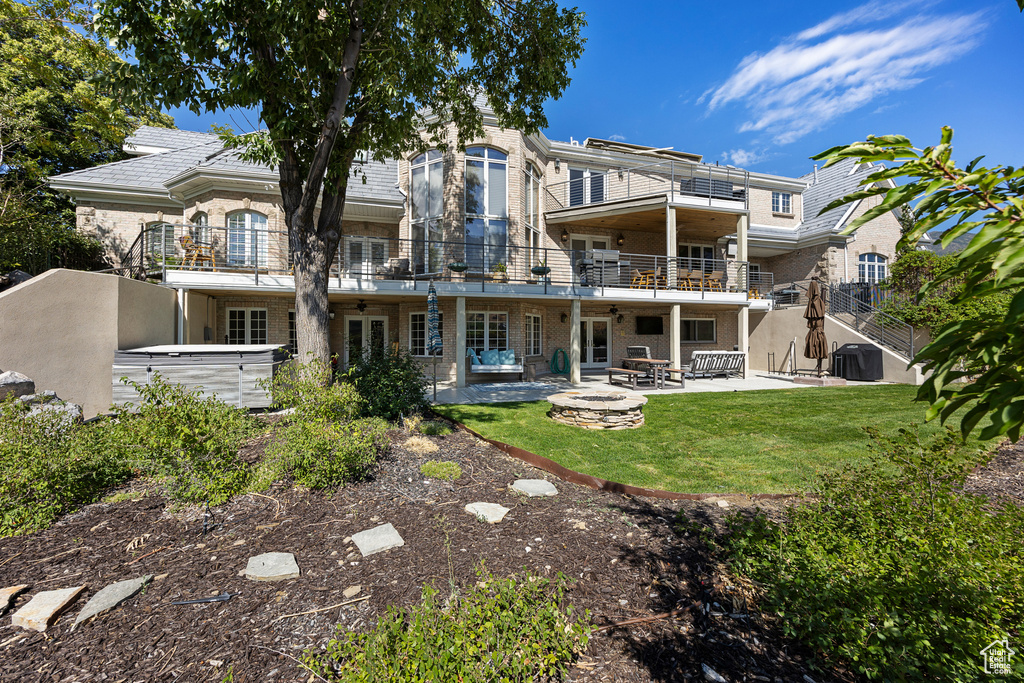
[261,360,363,423]
[420,460,461,481]
[302,568,592,682]
[0,399,129,537]
[419,420,453,436]
[724,427,1024,681]
[267,417,388,489]
[108,376,261,504]
[343,346,428,421]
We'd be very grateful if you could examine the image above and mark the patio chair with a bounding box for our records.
[705,270,724,292]
[375,258,411,280]
[179,235,216,270]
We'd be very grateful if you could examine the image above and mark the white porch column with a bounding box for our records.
[665,204,677,289]
[670,304,681,370]
[455,296,466,388]
[738,306,750,378]
[736,213,749,293]
[176,288,186,345]
[569,298,581,384]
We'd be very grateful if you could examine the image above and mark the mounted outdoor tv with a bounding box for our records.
[635,316,664,335]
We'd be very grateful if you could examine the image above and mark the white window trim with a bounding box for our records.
[680,318,716,344]
[226,307,269,345]
[226,210,269,267]
[858,253,888,284]
[568,167,606,206]
[772,191,793,215]
[344,235,389,277]
[525,313,543,357]
[466,310,509,353]
[409,311,444,358]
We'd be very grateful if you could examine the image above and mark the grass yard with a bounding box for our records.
[436,385,993,494]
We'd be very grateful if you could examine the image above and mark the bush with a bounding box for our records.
[0,399,129,537]
[724,427,1024,681]
[302,568,592,682]
[261,360,363,423]
[419,420,453,436]
[108,376,261,504]
[267,417,388,489]
[343,346,428,421]
[420,460,461,481]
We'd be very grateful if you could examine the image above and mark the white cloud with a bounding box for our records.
[722,148,768,167]
[703,4,985,145]
[607,134,627,142]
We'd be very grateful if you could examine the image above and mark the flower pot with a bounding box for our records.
[448,261,468,273]
[531,266,551,276]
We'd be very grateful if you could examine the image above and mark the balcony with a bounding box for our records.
[135,223,771,301]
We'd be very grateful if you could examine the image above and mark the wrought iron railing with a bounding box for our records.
[545,158,749,211]
[140,223,766,298]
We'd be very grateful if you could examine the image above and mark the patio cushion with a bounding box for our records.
[498,349,516,365]
[481,349,500,365]
[468,350,481,365]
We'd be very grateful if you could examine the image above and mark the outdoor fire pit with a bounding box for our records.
[547,389,647,429]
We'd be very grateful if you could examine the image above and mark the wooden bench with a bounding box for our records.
[468,350,524,381]
[685,351,745,379]
[608,367,648,390]
[663,368,687,387]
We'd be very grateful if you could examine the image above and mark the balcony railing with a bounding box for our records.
[545,159,750,211]
[143,223,768,298]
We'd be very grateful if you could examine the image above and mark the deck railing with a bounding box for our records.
[545,158,750,211]
[143,223,767,297]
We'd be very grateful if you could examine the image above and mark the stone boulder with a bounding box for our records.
[0,371,35,401]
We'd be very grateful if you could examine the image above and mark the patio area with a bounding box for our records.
[430,370,886,405]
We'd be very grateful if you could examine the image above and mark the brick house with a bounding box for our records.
[48,102,902,386]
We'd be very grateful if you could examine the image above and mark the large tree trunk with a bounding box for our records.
[291,225,335,367]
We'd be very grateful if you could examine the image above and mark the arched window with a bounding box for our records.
[524,162,542,266]
[145,221,176,260]
[410,150,443,275]
[858,253,887,283]
[465,146,507,272]
[226,210,268,267]
[189,212,209,244]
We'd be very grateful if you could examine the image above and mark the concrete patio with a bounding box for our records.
[429,370,887,405]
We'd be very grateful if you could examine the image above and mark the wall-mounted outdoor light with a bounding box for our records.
[560,312,568,323]
[554,158,561,173]
[328,308,336,320]
[616,233,625,247]
[560,228,569,244]
[356,300,367,313]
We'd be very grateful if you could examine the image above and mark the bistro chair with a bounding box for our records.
[179,235,216,270]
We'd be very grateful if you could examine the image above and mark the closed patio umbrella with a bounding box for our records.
[803,277,828,376]
[427,281,442,401]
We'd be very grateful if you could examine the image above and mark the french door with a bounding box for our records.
[345,237,388,278]
[579,317,610,368]
[570,234,610,285]
[344,316,388,367]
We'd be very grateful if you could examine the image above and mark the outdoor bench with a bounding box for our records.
[608,367,648,390]
[684,351,745,379]
[468,349,524,381]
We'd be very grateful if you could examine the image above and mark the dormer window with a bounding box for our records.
[772,191,792,215]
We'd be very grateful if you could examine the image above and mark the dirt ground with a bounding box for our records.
[0,421,1020,683]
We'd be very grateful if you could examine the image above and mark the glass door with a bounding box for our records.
[579,317,610,368]
[570,235,609,286]
[344,316,389,367]
[345,237,388,278]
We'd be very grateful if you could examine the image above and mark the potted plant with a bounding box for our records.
[530,259,551,276]
[448,259,468,273]
[491,261,508,282]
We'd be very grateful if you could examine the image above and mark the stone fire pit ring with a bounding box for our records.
[547,389,647,430]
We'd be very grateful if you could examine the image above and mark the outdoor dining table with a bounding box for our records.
[621,358,669,389]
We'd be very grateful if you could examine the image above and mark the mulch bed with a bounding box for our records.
[0,422,1020,683]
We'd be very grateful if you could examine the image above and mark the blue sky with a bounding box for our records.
[168,0,1024,179]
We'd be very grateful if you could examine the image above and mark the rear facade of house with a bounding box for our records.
[48,103,903,386]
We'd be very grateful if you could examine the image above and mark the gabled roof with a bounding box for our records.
[798,157,881,239]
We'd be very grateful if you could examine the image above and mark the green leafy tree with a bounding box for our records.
[814,125,1024,442]
[93,0,586,370]
[0,0,172,273]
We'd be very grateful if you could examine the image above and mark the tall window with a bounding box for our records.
[146,221,176,260]
[410,312,444,357]
[772,191,792,214]
[858,253,887,283]
[411,150,443,275]
[466,312,507,354]
[525,314,542,356]
[227,210,268,267]
[189,212,209,244]
[569,167,604,207]
[465,147,507,272]
[681,319,716,343]
[227,308,268,344]
[524,163,542,266]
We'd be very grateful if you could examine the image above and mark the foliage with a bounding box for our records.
[419,420,453,437]
[420,460,461,481]
[266,417,388,489]
[879,250,1014,331]
[302,568,592,682]
[93,0,586,364]
[814,126,1024,441]
[107,376,260,504]
[724,427,1024,681]
[260,359,363,423]
[0,398,129,537]
[0,0,171,274]
[344,346,428,422]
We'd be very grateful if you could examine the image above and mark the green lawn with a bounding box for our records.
[436,385,992,494]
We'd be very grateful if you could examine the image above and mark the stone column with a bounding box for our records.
[670,304,681,370]
[456,296,466,388]
[569,298,581,385]
[736,213,749,294]
[665,204,677,289]
[738,306,749,378]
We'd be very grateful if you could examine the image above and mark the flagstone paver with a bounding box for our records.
[511,479,558,497]
[351,523,405,557]
[72,575,152,630]
[245,553,300,582]
[465,502,510,523]
[12,586,86,632]
[1,585,28,614]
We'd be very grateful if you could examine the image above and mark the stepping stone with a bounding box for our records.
[72,575,151,631]
[465,502,510,524]
[351,523,405,557]
[11,586,86,632]
[510,479,558,497]
[343,585,361,599]
[1,585,28,615]
[245,552,300,582]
